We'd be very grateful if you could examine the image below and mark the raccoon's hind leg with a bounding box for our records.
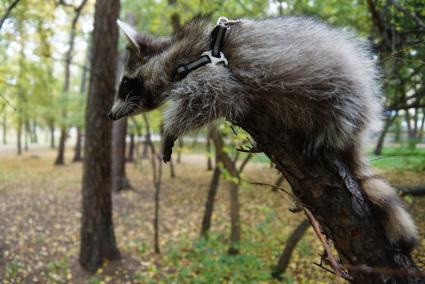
[161,65,246,162]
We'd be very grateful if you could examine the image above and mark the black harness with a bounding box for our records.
[176,17,237,80]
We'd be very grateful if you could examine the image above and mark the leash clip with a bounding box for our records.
[202,50,228,66]
[217,16,229,26]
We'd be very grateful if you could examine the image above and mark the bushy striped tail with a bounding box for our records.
[346,147,418,253]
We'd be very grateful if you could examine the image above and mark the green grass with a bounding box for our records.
[369,146,425,171]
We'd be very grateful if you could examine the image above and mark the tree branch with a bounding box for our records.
[236,109,424,283]
[0,0,21,31]
[388,0,425,31]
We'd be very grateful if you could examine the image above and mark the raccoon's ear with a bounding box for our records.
[117,19,140,53]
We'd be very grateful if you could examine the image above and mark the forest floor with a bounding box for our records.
[0,146,424,283]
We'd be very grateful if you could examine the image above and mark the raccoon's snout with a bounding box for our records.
[108,110,119,120]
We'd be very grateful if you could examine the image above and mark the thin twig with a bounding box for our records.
[303,207,352,280]
[0,93,16,111]
[250,182,295,199]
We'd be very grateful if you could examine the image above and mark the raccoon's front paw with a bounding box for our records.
[162,135,177,163]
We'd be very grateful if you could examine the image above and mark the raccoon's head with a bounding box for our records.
[108,20,170,120]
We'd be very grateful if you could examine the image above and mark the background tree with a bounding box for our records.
[79,0,121,272]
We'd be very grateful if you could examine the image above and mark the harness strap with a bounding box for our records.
[176,17,232,81]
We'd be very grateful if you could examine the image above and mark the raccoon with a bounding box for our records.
[109,16,418,252]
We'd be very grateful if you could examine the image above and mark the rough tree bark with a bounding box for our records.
[235,110,423,283]
[54,0,88,165]
[79,0,121,272]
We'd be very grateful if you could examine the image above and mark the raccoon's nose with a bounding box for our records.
[108,111,116,120]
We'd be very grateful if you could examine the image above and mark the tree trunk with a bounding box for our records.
[236,110,423,283]
[227,182,241,255]
[168,158,176,178]
[206,134,213,171]
[49,121,55,148]
[142,133,150,159]
[24,121,29,151]
[152,145,162,254]
[127,133,135,162]
[17,118,22,155]
[200,162,221,238]
[210,129,242,255]
[272,219,310,279]
[54,0,87,166]
[54,127,67,165]
[176,137,183,163]
[374,114,395,155]
[79,0,121,273]
[31,120,38,143]
[73,126,83,162]
[112,118,131,191]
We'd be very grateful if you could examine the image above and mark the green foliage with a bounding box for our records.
[4,260,24,281]
[138,233,276,283]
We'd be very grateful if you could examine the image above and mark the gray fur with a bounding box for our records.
[110,16,418,251]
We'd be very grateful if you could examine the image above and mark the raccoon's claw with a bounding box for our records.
[162,134,177,163]
[162,148,172,163]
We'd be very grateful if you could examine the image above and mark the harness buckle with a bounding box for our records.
[202,50,228,66]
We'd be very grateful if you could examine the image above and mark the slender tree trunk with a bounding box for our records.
[73,126,83,162]
[79,0,121,273]
[200,161,221,237]
[17,118,22,155]
[112,118,131,191]
[74,46,89,163]
[418,109,425,141]
[54,0,88,166]
[272,219,310,279]
[374,114,396,155]
[32,120,38,143]
[169,158,176,178]
[49,121,55,149]
[142,133,150,159]
[228,182,241,255]
[206,134,212,171]
[152,144,162,254]
[55,127,67,165]
[210,129,247,255]
[236,109,423,283]
[24,120,29,151]
[127,133,135,162]
[176,137,183,163]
